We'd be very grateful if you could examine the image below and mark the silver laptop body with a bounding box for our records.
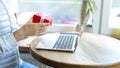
[35,32,79,52]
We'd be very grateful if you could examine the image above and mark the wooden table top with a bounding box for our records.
[30,32,120,68]
[17,36,38,52]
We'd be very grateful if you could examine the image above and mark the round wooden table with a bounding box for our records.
[30,32,120,68]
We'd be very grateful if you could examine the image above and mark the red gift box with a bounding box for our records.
[32,12,52,25]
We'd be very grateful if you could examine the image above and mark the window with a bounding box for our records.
[109,0,120,28]
[100,0,120,37]
[18,0,81,25]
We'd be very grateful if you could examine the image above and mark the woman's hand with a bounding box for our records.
[23,22,50,36]
[23,12,53,36]
[33,23,50,35]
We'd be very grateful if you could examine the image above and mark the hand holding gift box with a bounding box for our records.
[31,12,52,35]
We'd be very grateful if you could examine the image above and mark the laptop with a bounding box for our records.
[35,32,79,52]
[35,10,90,52]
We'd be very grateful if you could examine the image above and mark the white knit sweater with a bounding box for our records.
[0,0,19,37]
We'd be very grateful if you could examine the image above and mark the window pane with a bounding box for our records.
[109,0,120,28]
[18,0,81,25]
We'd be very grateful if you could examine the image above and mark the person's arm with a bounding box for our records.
[13,23,34,41]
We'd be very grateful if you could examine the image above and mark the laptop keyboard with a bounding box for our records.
[53,35,77,49]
